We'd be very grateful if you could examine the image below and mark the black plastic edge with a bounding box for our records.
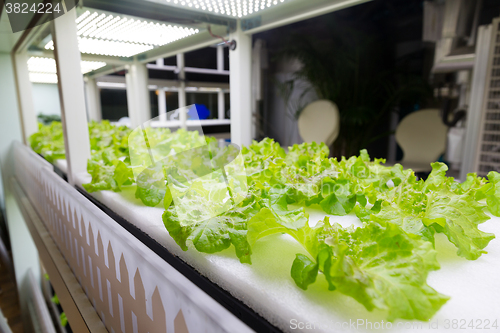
[53,163,68,182]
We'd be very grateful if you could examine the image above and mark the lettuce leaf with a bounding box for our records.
[29,122,65,162]
[290,254,318,290]
[372,163,495,260]
[425,190,494,260]
[257,186,309,229]
[30,123,500,322]
[83,160,119,192]
[249,214,448,321]
[135,163,166,207]
[311,222,449,321]
[486,171,500,216]
[163,197,260,264]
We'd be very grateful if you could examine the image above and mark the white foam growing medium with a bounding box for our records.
[75,171,500,333]
[55,159,67,174]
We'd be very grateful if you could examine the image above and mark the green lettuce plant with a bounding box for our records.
[30,123,500,322]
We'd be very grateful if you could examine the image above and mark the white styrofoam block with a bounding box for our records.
[75,171,500,333]
[55,159,68,174]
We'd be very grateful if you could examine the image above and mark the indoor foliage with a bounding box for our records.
[30,122,499,322]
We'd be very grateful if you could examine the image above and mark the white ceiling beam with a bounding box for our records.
[96,75,230,90]
[85,65,126,79]
[134,26,228,64]
[242,0,371,35]
[83,1,236,30]
[28,49,131,66]
[147,64,230,75]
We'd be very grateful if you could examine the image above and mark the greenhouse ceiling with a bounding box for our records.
[148,0,290,18]
[27,56,107,83]
[40,8,201,58]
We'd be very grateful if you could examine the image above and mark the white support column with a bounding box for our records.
[0,53,40,288]
[217,45,224,72]
[158,88,167,122]
[84,77,102,122]
[218,89,225,120]
[229,23,252,146]
[177,53,187,129]
[126,61,151,128]
[125,71,136,124]
[12,52,38,144]
[52,8,91,185]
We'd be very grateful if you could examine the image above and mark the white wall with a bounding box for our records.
[0,53,23,210]
[0,52,40,288]
[32,83,61,116]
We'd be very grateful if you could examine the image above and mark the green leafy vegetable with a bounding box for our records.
[30,121,500,322]
[311,221,449,321]
[290,254,318,290]
[248,215,449,321]
[163,195,260,264]
[60,312,68,327]
[372,163,495,259]
[29,122,65,163]
[135,163,166,207]
[486,171,500,216]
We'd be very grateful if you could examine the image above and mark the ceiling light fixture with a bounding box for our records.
[164,0,288,17]
[28,57,107,83]
[44,10,200,58]
[29,73,58,84]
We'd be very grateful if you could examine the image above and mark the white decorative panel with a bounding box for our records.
[13,142,252,333]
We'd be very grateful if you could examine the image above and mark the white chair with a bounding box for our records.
[298,100,340,147]
[393,109,448,172]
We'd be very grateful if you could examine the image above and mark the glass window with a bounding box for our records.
[186,92,218,119]
[150,90,159,118]
[225,92,230,119]
[100,89,128,121]
[150,90,180,119]
[166,91,179,112]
